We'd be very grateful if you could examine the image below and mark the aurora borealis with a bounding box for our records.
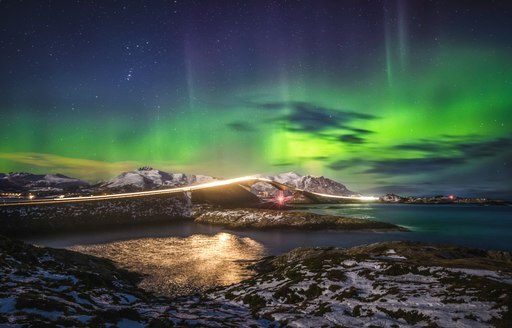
[1,1,511,198]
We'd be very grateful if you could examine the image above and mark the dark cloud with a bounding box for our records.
[365,157,465,175]
[329,136,512,176]
[391,137,512,177]
[339,134,366,144]
[360,184,423,196]
[394,141,446,153]
[288,102,376,132]
[256,102,287,110]
[328,159,366,171]
[253,101,377,133]
[348,127,374,135]
[328,161,350,171]
[394,137,512,158]
[311,156,328,161]
[458,137,512,157]
[271,162,294,167]
[226,121,257,132]
[251,101,287,111]
[287,106,338,132]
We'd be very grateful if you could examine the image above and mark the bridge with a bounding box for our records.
[0,176,378,207]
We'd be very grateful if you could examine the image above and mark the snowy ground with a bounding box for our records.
[195,208,404,231]
[0,236,266,327]
[1,237,511,327]
[211,244,512,327]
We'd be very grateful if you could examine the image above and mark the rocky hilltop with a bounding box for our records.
[1,237,511,327]
[211,241,512,327]
[0,172,90,194]
[195,208,404,231]
[251,172,357,197]
[99,166,215,191]
[0,167,216,195]
[0,235,263,327]
[0,194,192,237]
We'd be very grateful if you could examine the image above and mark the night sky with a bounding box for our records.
[1,1,511,198]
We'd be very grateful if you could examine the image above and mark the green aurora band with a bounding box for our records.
[2,46,511,196]
[1,0,511,197]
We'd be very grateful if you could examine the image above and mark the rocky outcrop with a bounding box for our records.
[210,241,512,327]
[99,167,215,191]
[0,194,192,237]
[0,172,90,193]
[0,235,264,327]
[2,237,511,327]
[194,208,405,231]
[251,172,357,197]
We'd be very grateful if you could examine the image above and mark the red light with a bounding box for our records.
[275,191,286,205]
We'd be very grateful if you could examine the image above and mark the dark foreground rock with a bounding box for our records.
[0,235,268,327]
[195,208,406,231]
[1,237,511,327]
[210,241,512,327]
[0,194,192,237]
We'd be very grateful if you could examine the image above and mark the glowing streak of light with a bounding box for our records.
[0,175,379,206]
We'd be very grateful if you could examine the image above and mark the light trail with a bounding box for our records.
[0,176,379,207]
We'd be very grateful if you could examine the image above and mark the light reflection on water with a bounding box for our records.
[28,204,512,297]
[70,232,265,297]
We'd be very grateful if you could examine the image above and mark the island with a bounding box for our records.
[194,208,406,231]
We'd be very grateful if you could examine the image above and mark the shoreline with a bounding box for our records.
[2,235,511,326]
[194,208,407,231]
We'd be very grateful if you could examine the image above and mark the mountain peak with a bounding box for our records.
[252,172,356,196]
[100,168,215,191]
[0,172,89,193]
[137,166,155,171]
[273,171,303,180]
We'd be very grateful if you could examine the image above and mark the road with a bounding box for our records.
[0,176,379,206]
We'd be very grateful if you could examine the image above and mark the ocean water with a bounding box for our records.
[291,203,512,251]
[26,203,512,296]
[29,203,512,253]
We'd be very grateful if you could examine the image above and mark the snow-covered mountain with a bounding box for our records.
[99,167,215,191]
[0,169,350,196]
[0,172,90,193]
[251,172,357,196]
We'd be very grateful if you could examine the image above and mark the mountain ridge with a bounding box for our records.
[251,171,357,196]
[99,167,216,191]
[0,168,357,197]
[0,172,90,193]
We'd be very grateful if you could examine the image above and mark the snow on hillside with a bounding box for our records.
[0,172,90,192]
[100,167,215,191]
[190,174,216,185]
[210,242,512,327]
[251,172,356,196]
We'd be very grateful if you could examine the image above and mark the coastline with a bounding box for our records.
[194,208,407,231]
[1,235,511,327]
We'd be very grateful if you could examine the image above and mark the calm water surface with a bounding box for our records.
[26,204,512,296]
[70,232,264,296]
